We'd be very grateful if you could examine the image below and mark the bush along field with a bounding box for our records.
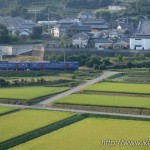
[10,117,150,150]
[0,86,69,105]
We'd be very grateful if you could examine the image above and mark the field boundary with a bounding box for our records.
[83,90,150,96]
[0,89,69,105]
[86,113,150,121]
[0,109,20,117]
[52,104,150,116]
[0,114,87,150]
[79,91,150,98]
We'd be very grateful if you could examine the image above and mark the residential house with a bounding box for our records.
[58,18,82,26]
[109,28,127,38]
[52,18,82,37]
[19,30,32,36]
[68,24,91,36]
[113,39,129,49]
[130,20,150,50]
[108,5,126,11]
[94,38,113,50]
[78,11,95,20]
[72,32,89,48]
[0,16,36,34]
[82,20,109,32]
[53,25,68,37]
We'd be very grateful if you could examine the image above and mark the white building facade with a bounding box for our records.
[130,37,150,50]
[72,32,89,48]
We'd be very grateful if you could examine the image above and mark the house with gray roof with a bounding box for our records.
[78,11,95,20]
[130,20,150,50]
[94,38,113,50]
[72,32,90,48]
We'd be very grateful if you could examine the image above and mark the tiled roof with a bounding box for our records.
[136,20,150,36]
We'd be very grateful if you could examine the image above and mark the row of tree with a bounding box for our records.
[0,78,46,87]
[46,52,150,70]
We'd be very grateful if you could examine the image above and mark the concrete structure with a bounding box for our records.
[130,20,150,50]
[0,46,12,55]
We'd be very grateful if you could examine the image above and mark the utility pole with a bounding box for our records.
[48,9,50,33]
[64,50,66,62]
[0,49,2,61]
[35,10,37,22]
[127,15,129,28]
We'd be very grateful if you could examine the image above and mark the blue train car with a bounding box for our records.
[0,61,17,70]
[0,61,78,71]
[30,62,45,70]
[43,62,66,70]
[17,63,30,70]
[66,62,78,70]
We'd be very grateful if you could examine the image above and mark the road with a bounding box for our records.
[39,71,118,105]
[0,103,150,119]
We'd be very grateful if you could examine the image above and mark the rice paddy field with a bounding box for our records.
[0,86,69,100]
[0,109,74,143]
[10,118,150,150]
[54,94,150,109]
[84,82,150,95]
[0,106,17,115]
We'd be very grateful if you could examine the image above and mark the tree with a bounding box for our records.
[31,26,43,39]
[0,24,10,44]
[93,64,99,70]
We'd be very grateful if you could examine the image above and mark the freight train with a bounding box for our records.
[0,61,78,70]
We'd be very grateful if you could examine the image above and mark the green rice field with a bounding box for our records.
[0,106,17,115]
[0,86,69,100]
[0,109,74,142]
[84,82,150,95]
[10,118,150,150]
[54,94,150,109]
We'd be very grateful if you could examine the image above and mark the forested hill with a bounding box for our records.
[67,0,116,9]
[0,0,150,21]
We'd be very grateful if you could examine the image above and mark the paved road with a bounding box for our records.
[0,103,150,119]
[39,71,119,105]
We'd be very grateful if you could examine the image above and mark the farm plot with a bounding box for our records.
[10,118,150,150]
[0,109,74,143]
[54,94,150,109]
[84,82,150,95]
[0,106,17,115]
[0,86,69,100]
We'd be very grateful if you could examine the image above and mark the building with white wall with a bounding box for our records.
[72,32,89,48]
[108,6,126,11]
[130,20,150,50]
